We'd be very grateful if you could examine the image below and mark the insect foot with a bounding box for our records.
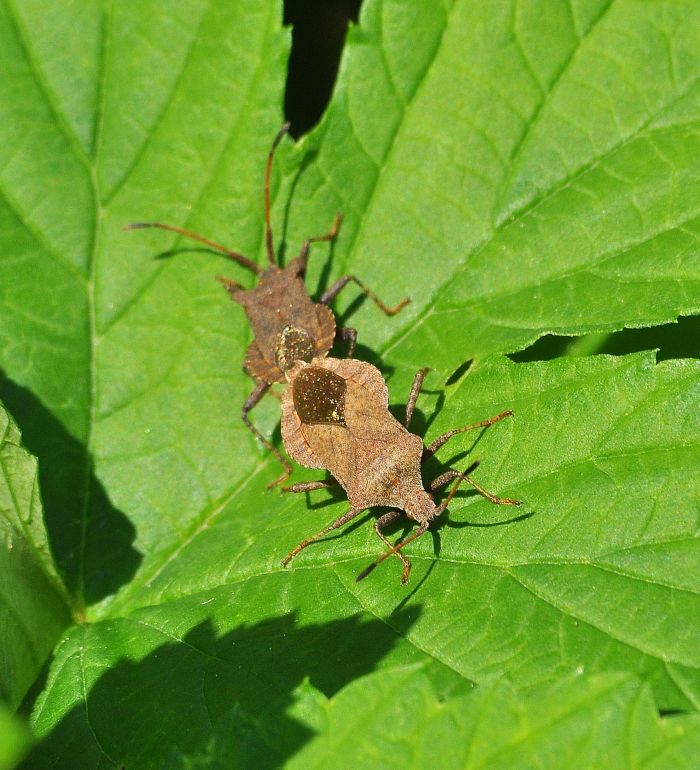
[279,359,520,584]
[125,124,409,488]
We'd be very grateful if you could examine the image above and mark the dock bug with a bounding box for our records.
[280,359,521,583]
[126,124,409,486]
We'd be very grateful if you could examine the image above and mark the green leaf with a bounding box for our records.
[24,590,429,768]
[22,352,700,767]
[288,667,700,770]
[0,0,289,607]
[0,403,71,710]
[289,0,700,372]
[1,0,699,767]
[0,702,31,770]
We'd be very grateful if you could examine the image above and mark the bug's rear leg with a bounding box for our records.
[282,506,365,567]
[242,381,292,488]
[430,466,520,506]
[374,510,411,581]
[320,275,410,316]
[423,411,514,459]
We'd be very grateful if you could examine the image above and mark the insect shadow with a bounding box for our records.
[276,146,318,266]
[338,341,396,378]
[23,608,423,769]
[420,417,497,488]
[388,388,444,438]
[391,558,440,614]
[444,358,473,387]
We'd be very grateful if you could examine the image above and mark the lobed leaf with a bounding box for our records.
[287,667,700,770]
[0,0,698,767]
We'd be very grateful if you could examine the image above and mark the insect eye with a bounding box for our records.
[293,366,346,425]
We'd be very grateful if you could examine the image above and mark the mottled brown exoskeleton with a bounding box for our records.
[280,358,521,583]
[126,124,409,486]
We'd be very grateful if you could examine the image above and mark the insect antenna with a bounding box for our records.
[355,460,480,584]
[264,122,291,266]
[123,222,262,275]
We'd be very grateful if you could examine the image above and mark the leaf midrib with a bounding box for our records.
[73,0,113,616]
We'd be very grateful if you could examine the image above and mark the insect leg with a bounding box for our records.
[423,410,514,458]
[282,507,365,567]
[404,368,430,428]
[242,381,292,488]
[431,465,520,506]
[336,327,357,357]
[281,480,339,493]
[356,521,430,585]
[297,213,343,274]
[429,463,479,491]
[374,510,411,578]
[458,474,520,506]
[320,275,410,316]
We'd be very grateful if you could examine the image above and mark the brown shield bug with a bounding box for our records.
[279,359,521,583]
[126,124,409,486]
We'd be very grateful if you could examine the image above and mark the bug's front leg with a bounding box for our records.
[423,411,514,459]
[297,213,343,275]
[373,510,411,581]
[320,275,409,315]
[242,381,292,488]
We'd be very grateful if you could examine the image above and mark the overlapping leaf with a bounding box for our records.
[0,405,70,710]
[287,667,700,770]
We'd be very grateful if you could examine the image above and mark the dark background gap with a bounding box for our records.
[509,316,700,364]
[284,0,362,137]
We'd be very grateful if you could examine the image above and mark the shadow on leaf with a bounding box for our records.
[25,607,420,769]
[0,370,141,608]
